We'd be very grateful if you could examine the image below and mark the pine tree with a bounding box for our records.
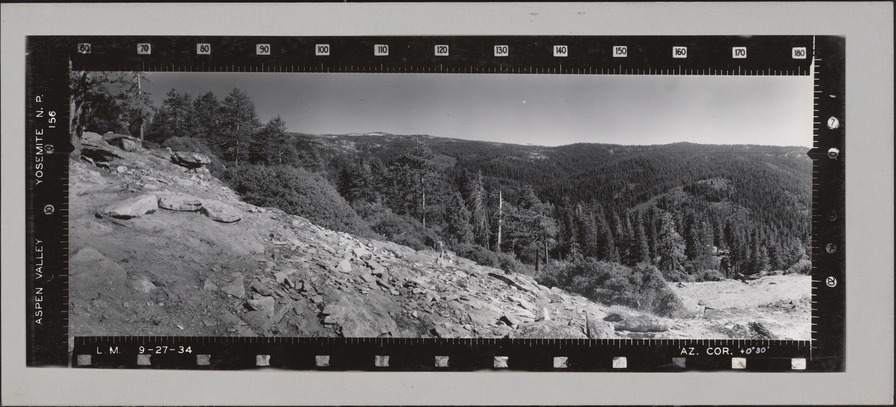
[119,72,155,141]
[444,191,473,245]
[191,91,221,146]
[466,171,491,247]
[147,89,195,143]
[253,116,295,165]
[218,88,260,166]
[656,211,686,272]
[391,139,438,227]
[575,203,598,258]
[593,203,618,262]
[633,213,651,264]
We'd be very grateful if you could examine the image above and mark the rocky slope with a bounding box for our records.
[69,134,810,341]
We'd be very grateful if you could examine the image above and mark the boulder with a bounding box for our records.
[612,315,670,333]
[82,131,104,143]
[246,297,276,319]
[131,276,158,294]
[585,315,616,339]
[201,199,241,223]
[158,194,203,212]
[69,246,128,298]
[80,141,122,163]
[222,275,246,298]
[202,279,218,291]
[320,298,398,337]
[510,321,588,339]
[99,194,158,219]
[103,133,142,152]
[336,259,352,273]
[171,151,212,168]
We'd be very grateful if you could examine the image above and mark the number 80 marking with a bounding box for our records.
[196,43,211,55]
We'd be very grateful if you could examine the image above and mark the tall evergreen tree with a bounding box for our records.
[633,213,652,264]
[465,171,491,247]
[218,88,260,166]
[656,211,686,272]
[444,191,473,245]
[147,89,195,143]
[191,91,221,145]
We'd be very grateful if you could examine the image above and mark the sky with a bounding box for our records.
[145,72,813,147]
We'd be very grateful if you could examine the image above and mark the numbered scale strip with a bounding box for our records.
[25,36,845,370]
[63,36,814,75]
[72,337,815,371]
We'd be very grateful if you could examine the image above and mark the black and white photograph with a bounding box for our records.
[3,2,894,405]
[68,71,814,341]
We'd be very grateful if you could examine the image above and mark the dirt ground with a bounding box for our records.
[669,275,812,340]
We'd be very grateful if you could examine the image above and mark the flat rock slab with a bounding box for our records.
[201,199,241,223]
[103,133,142,152]
[69,246,128,297]
[171,151,211,168]
[158,194,203,212]
[99,194,158,219]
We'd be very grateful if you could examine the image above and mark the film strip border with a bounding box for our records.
[71,337,814,371]
[62,35,814,74]
[806,36,845,369]
[25,36,844,371]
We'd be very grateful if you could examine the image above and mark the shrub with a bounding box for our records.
[352,202,438,250]
[162,137,226,175]
[536,259,684,317]
[698,269,725,282]
[452,243,527,274]
[786,258,812,275]
[221,164,373,237]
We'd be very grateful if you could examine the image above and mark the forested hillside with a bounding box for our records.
[73,77,811,316]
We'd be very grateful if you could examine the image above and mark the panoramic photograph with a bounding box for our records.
[68,71,813,340]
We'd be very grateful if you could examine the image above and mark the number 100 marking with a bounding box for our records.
[315,44,330,56]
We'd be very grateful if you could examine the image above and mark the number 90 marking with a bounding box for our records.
[256,44,271,55]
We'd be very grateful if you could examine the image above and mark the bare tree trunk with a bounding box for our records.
[535,247,540,272]
[496,190,502,252]
[420,175,426,228]
[137,73,144,141]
